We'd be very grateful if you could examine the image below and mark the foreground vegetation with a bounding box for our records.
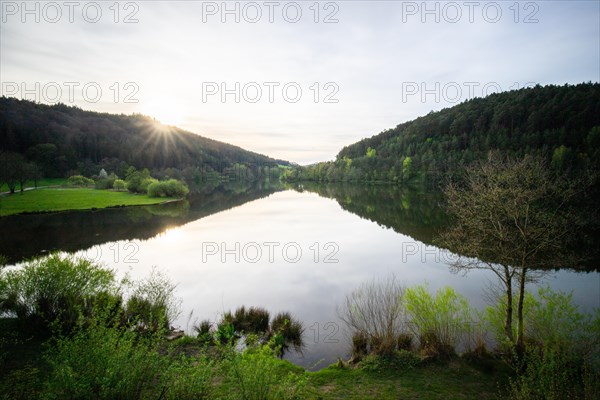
[0,188,175,216]
[1,254,598,399]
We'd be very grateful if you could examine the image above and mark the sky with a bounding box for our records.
[1,0,599,164]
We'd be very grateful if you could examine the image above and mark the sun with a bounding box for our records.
[141,99,186,127]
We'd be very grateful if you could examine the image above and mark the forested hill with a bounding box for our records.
[0,97,288,178]
[288,83,600,183]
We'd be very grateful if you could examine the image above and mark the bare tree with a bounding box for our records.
[438,153,585,350]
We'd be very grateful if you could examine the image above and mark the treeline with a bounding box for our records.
[285,83,600,183]
[0,96,289,187]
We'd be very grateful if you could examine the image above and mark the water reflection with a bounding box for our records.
[0,181,283,264]
[295,183,448,246]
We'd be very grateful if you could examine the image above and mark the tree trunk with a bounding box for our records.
[516,267,528,352]
[504,266,514,342]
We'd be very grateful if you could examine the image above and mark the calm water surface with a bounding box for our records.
[3,183,599,369]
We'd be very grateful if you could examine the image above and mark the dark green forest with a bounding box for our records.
[285,83,600,183]
[0,97,288,182]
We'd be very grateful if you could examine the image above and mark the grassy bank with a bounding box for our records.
[0,188,175,216]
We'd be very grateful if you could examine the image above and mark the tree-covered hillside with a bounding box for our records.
[0,97,288,179]
[287,83,600,183]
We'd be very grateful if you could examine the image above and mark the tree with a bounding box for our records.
[438,154,584,350]
[402,156,413,181]
[0,152,26,194]
[29,163,43,188]
[113,179,126,191]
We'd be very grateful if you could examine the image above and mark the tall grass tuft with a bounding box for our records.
[270,312,304,356]
[231,306,271,334]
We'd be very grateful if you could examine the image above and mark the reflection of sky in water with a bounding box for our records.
[75,190,600,369]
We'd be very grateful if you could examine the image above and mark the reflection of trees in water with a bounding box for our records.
[0,181,283,264]
[298,182,448,245]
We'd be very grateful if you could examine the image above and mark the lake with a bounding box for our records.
[2,182,598,369]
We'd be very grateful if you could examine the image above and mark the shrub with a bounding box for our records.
[159,354,213,400]
[66,175,94,187]
[94,173,117,190]
[506,345,590,400]
[0,253,116,333]
[225,345,306,400]
[125,169,152,193]
[0,366,41,400]
[194,319,214,345]
[484,286,595,353]
[215,321,237,346]
[44,322,164,400]
[147,179,189,198]
[405,285,472,359]
[112,179,126,191]
[500,287,600,399]
[338,274,407,357]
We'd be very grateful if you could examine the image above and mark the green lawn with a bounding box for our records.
[0,188,175,216]
[0,178,68,192]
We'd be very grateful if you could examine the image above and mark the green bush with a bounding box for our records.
[159,354,213,400]
[66,175,94,187]
[506,345,593,400]
[484,286,596,352]
[405,285,472,359]
[225,345,306,400]
[44,322,164,400]
[0,253,116,333]
[94,173,117,190]
[500,287,600,399]
[194,319,214,345]
[112,179,126,191]
[215,321,237,346]
[147,179,189,198]
[125,169,152,193]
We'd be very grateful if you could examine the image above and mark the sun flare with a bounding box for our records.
[141,99,186,127]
